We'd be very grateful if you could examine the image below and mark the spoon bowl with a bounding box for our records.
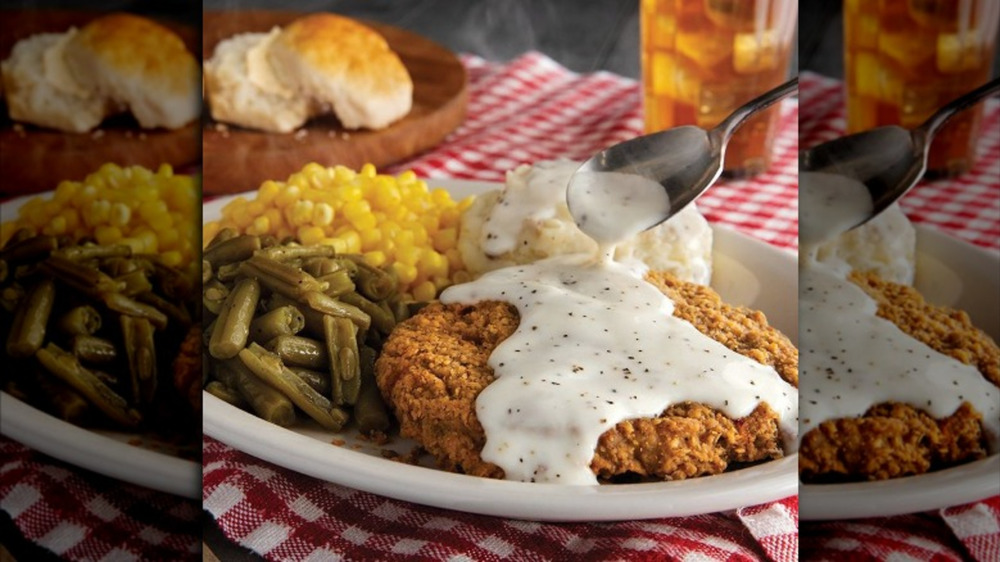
[567,77,798,242]
[801,77,1000,229]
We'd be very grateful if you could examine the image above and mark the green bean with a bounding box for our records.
[121,315,157,404]
[258,234,279,249]
[56,305,102,335]
[3,227,37,248]
[0,234,57,263]
[71,334,117,363]
[102,292,168,330]
[323,315,360,405]
[1,285,26,314]
[355,346,390,433]
[301,257,347,277]
[138,291,192,327]
[238,343,348,431]
[216,358,296,426]
[203,278,230,316]
[250,305,305,343]
[42,255,124,296]
[339,291,394,334]
[35,343,141,427]
[6,278,55,357]
[339,255,396,301]
[238,255,328,299]
[208,277,260,359]
[202,260,213,284]
[390,297,411,323]
[116,269,153,296]
[216,262,242,282]
[102,256,139,277]
[256,245,335,262]
[37,370,91,424]
[204,380,248,409]
[206,227,238,250]
[264,334,328,369]
[55,244,131,261]
[319,270,355,297]
[204,234,261,269]
[150,261,195,301]
[287,366,330,395]
[266,293,326,337]
[302,291,371,332]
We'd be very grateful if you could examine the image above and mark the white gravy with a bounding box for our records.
[567,171,670,246]
[799,172,999,450]
[440,172,798,485]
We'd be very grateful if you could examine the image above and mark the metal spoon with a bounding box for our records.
[801,76,1000,229]
[566,77,798,242]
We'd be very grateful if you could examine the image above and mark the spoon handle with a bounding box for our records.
[917,77,1000,141]
[712,77,799,143]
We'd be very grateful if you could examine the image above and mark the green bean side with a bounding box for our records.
[201,235,405,437]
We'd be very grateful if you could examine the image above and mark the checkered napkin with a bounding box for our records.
[204,52,800,562]
[798,71,1000,562]
[0,435,200,560]
[799,71,1000,252]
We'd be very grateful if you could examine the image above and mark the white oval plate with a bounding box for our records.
[0,193,201,499]
[800,226,1000,520]
[203,179,799,521]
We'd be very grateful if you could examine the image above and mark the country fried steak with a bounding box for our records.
[375,271,798,482]
[799,271,999,483]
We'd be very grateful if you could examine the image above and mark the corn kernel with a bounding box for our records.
[199,162,475,296]
[94,225,123,245]
[413,280,437,302]
[392,262,418,285]
[433,228,458,251]
[396,246,421,266]
[363,250,387,267]
[298,226,326,246]
[312,202,335,226]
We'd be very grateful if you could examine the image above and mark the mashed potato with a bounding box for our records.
[458,160,714,285]
[812,203,916,285]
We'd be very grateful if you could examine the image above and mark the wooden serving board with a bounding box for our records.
[0,11,201,196]
[202,11,468,195]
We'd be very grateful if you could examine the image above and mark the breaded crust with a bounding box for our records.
[799,272,999,483]
[375,272,797,481]
[799,402,987,482]
[851,271,999,386]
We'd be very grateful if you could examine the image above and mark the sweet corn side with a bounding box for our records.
[0,164,199,272]
[203,163,475,300]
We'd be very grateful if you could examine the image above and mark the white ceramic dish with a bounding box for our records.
[203,179,799,521]
[0,194,200,499]
[800,226,1000,521]
[0,392,201,499]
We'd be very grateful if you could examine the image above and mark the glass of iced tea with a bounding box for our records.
[640,0,797,177]
[844,0,999,176]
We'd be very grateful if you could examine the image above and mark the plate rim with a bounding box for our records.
[1,391,201,499]
[799,225,1000,520]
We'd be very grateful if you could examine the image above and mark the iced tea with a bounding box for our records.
[844,0,999,176]
[641,0,797,176]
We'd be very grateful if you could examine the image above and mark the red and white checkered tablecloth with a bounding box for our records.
[0,435,200,560]
[799,71,1000,562]
[203,52,800,562]
[799,71,1000,252]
